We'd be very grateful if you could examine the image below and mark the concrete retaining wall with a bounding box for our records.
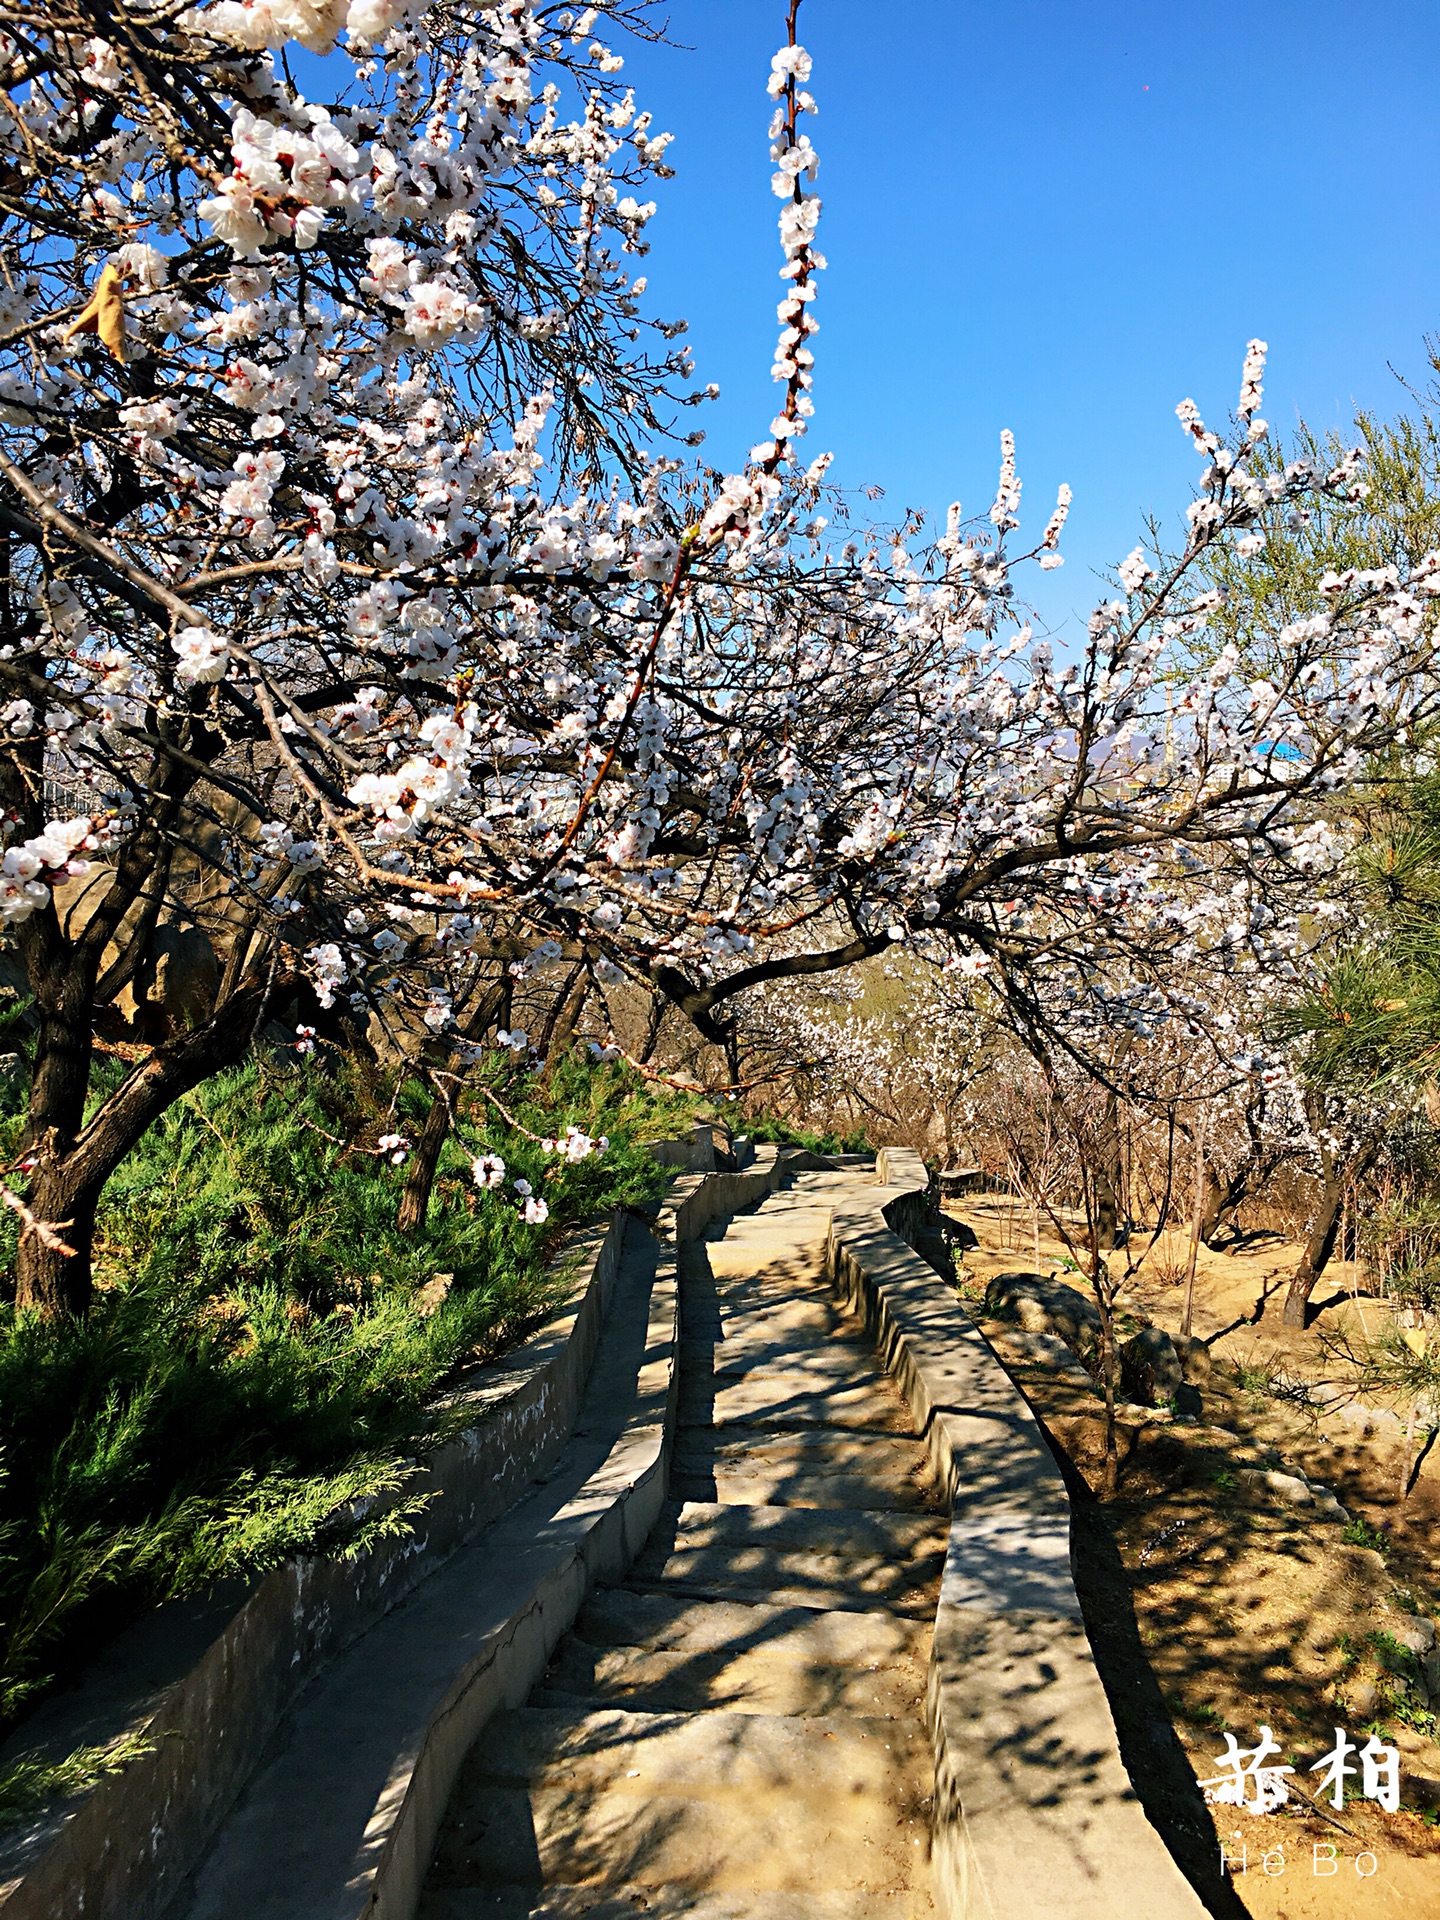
[0,1148,783,1920]
[351,1152,788,1920]
[647,1123,720,1172]
[0,1217,633,1920]
[833,1148,1206,1920]
[0,1144,791,1912]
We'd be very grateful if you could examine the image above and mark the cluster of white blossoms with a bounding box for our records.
[202,0,425,55]
[468,1148,552,1223]
[172,627,231,687]
[2,0,1436,1139]
[750,35,822,472]
[0,817,104,926]
[539,1125,608,1162]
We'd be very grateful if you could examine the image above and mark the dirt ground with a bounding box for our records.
[948,1193,1440,1920]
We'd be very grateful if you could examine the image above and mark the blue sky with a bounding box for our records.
[615,0,1440,638]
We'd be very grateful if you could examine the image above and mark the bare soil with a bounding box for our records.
[949,1194,1440,1920]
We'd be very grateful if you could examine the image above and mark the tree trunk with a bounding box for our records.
[14,1170,99,1318]
[536,965,587,1066]
[396,1091,456,1236]
[397,979,507,1235]
[1180,1102,1210,1341]
[1281,1175,1345,1328]
[1093,1088,1122,1250]
[1282,1093,1377,1329]
[15,960,101,1315]
[15,970,285,1317]
[1196,1163,1231,1247]
[639,991,665,1065]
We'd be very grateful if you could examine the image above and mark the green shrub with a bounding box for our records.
[1342,1515,1393,1555]
[0,1049,693,1774]
[744,1113,870,1156]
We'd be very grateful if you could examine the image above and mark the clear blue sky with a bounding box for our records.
[616,0,1440,638]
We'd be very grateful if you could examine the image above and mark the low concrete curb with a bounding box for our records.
[338,1157,786,1920]
[829,1148,1206,1920]
[0,1151,783,1920]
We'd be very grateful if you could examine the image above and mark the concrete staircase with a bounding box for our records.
[420,1175,943,1919]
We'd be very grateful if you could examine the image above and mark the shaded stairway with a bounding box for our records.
[420,1174,944,1919]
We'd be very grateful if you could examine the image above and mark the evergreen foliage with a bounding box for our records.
[0,1050,693,1763]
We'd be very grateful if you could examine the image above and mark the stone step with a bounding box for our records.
[470,1703,928,1793]
[677,1370,913,1434]
[681,1293,843,1337]
[673,1426,933,1483]
[628,1501,946,1615]
[721,1202,836,1224]
[670,1465,932,1513]
[706,1227,831,1282]
[671,1424,937,1511]
[428,1787,932,1897]
[534,1612,930,1716]
[692,1343,878,1387]
[422,1885,932,1919]
[574,1590,927,1662]
[429,1709,931,1897]
[680,1298,841,1344]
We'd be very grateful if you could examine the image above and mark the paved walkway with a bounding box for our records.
[420,1174,943,1920]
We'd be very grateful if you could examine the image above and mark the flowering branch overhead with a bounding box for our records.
[0,0,1434,1318]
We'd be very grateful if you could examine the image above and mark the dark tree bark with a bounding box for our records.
[537,965,588,1065]
[1281,1177,1347,1329]
[15,971,286,1315]
[638,990,666,1065]
[1090,1051,1131,1249]
[1280,1092,1377,1329]
[397,978,507,1234]
[395,1091,460,1239]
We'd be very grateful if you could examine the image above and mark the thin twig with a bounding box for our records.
[0,1182,76,1255]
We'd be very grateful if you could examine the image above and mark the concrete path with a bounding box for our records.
[420,1175,943,1919]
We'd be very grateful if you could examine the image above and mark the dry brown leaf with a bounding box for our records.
[62,263,127,363]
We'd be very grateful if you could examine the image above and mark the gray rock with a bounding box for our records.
[985,1272,1101,1360]
[998,1328,1101,1396]
[1171,1334,1212,1386]
[1422,1647,1440,1701]
[1350,1680,1381,1716]
[1234,1467,1317,1509]
[1120,1325,1185,1408]
[1390,1617,1437,1659]
[1299,1479,1350,1522]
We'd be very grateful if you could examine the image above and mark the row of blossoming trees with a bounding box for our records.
[0,0,1434,1321]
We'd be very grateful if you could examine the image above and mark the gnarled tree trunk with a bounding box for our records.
[1280,1093,1377,1328]
[16,970,284,1315]
[1093,1086,1123,1250]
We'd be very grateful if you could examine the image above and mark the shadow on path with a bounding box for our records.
[1050,1442,1249,1920]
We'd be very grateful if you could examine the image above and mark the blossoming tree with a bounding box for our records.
[2,0,1438,1321]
